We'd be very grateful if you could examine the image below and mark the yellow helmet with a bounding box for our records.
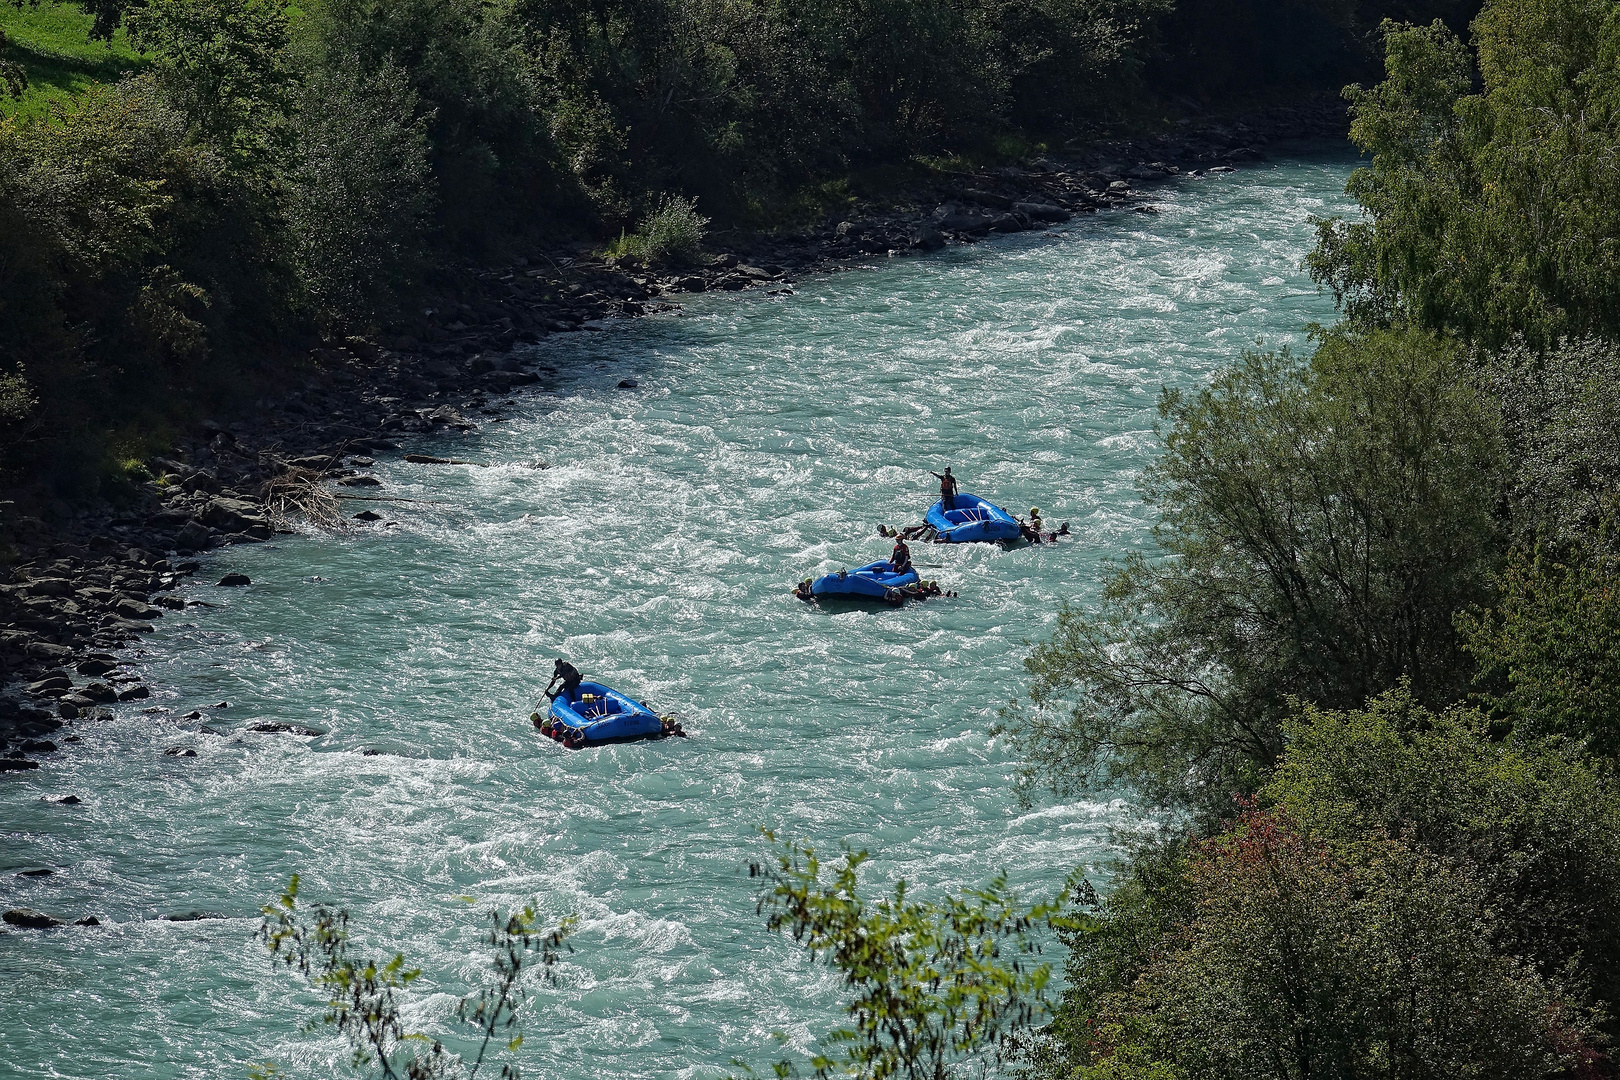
[1030,507,1041,517]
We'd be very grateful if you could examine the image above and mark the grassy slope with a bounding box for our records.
[0,1,141,120]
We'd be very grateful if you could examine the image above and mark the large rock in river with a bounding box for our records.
[200,497,268,533]
[1013,201,1069,222]
[3,908,60,928]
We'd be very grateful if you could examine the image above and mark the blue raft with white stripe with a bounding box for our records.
[547,682,665,744]
[925,492,1021,543]
[809,560,920,600]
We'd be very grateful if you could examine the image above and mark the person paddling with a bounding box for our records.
[930,467,959,511]
[545,658,582,703]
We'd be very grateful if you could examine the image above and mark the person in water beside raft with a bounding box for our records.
[1020,508,1046,544]
[1018,508,1073,544]
[930,467,958,511]
[544,658,582,703]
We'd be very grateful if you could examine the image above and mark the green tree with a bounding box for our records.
[309,0,570,255]
[1483,336,1620,543]
[1310,1,1620,347]
[748,834,1074,1080]
[1267,686,1620,1015]
[1458,540,1620,755]
[125,0,294,167]
[285,59,435,330]
[1085,810,1591,1080]
[1000,328,1503,822]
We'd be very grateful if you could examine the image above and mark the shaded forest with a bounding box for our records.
[0,0,1471,493]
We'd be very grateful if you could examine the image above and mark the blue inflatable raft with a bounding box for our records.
[926,492,1021,543]
[545,682,665,745]
[809,560,920,601]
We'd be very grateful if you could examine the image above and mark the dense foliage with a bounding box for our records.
[1310,0,1620,348]
[1024,691,1619,1079]
[0,0,1481,492]
[1007,1,1620,1075]
[1000,328,1502,823]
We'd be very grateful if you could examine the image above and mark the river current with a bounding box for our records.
[1,148,1356,1079]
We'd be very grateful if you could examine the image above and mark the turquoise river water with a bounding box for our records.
[1,148,1356,1079]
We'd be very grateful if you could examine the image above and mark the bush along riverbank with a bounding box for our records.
[0,96,1343,775]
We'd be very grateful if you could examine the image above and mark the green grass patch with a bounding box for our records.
[0,1,143,120]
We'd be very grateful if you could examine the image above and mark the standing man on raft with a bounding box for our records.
[545,657,582,703]
[930,466,959,511]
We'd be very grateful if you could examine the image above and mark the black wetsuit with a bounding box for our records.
[551,662,582,702]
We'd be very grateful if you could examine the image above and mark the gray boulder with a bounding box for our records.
[22,578,74,598]
[959,188,1012,208]
[3,908,60,928]
[25,642,74,662]
[175,522,214,551]
[1013,201,1069,222]
[935,209,994,233]
[115,599,162,621]
[201,498,267,533]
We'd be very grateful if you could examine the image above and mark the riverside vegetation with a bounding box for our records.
[13,0,1620,1078]
[1000,1,1620,1077]
[0,0,1471,498]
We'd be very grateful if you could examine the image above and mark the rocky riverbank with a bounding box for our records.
[0,96,1348,774]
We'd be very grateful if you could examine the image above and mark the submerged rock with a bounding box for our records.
[3,908,61,929]
[247,722,324,736]
[216,573,251,587]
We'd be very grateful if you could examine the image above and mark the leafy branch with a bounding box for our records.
[745,832,1085,1080]
[257,875,575,1080]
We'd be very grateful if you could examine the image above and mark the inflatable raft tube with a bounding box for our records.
[543,682,666,746]
[809,560,921,601]
[925,492,1021,543]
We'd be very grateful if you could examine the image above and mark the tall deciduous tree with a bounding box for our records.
[125,0,294,168]
[1001,328,1503,821]
[1310,1,1620,348]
